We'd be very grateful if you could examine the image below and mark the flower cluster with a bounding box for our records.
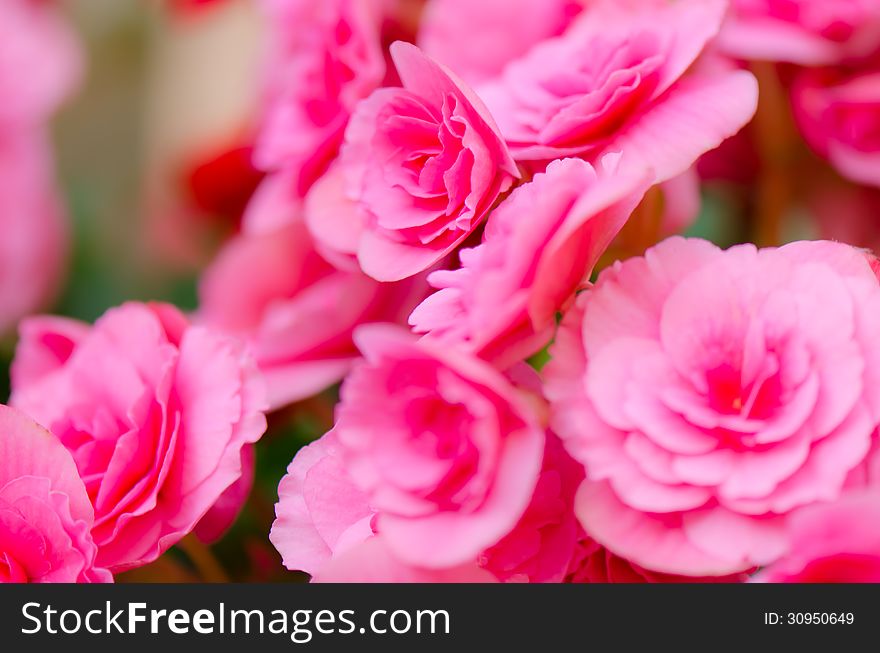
[257,0,880,582]
[5,0,880,583]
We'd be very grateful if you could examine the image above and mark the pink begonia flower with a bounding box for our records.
[478,0,758,182]
[305,41,520,282]
[270,430,375,576]
[489,396,744,583]
[409,156,651,369]
[198,216,427,410]
[792,67,880,190]
[0,404,111,583]
[754,490,880,582]
[272,433,502,582]
[271,381,568,583]
[545,237,880,576]
[254,0,387,194]
[272,426,742,583]
[418,0,582,85]
[719,0,880,65]
[0,131,68,335]
[10,302,268,572]
[314,536,497,583]
[0,0,82,128]
[334,324,545,568]
[479,434,583,583]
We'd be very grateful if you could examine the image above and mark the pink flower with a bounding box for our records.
[271,391,573,583]
[479,434,583,583]
[305,42,519,281]
[198,216,427,410]
[545,237,880,576]
[0,0,80,335]
[719,0,880,65]
[0,131,68,335]
[254,0,387,194]
[0,0,82,128]
[418,0,582,85]
[0,404,110,583]
[409,156,651,369]
[755,490,880,582]
[314,537,497,583]
[10,302,268,572]
[333,324,545,568]
[270,430,375,576]
[792,67,880,190]
[478,0,758,182]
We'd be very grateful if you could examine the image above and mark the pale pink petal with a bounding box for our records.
[602,71,759,183]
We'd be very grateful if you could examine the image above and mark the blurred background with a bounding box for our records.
[52,0,261,324]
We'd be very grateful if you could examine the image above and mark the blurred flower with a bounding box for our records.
[0,404,111,583]
[719,0,880,65]
[10,302,268,572]
[0,131,69,336]
[792,65,880,189]
[197,209,428,410]
[0,0,82,128]
[545,238,880,576]
[183,143,265,225]
[0,0,82,335]
[254,0,388,194]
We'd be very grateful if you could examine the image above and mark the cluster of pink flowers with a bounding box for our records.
[3,302,268,581]
[6,0,880,583]
[256,0,880,583]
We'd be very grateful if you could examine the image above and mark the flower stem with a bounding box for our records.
[178,534,229,583]
[751,61,798,247]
